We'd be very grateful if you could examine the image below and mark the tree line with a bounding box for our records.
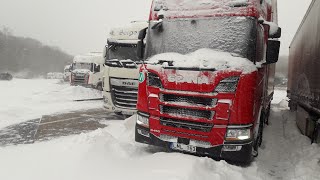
[0,28,73,78]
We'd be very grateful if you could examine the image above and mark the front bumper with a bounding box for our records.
[135,124,253,163]
[103,92,137,115]
[71,82,92,88]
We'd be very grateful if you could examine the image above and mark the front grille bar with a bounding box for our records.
[160,93,217,107]
[160,105,213,119]
[160,117,213,132]
[111,85,138,109]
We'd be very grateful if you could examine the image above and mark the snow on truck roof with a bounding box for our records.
[151,0,273,19]
[73,53,104,64]
[108,21,148,43]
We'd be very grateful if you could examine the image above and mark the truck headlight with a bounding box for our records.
[148,72,162,88]
[215,76,239,93]
[137,113,149,128]
[225,128,251,141]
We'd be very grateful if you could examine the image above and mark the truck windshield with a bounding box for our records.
[145,17,257,61]
[108,44,139,62]
[73,63,92,70]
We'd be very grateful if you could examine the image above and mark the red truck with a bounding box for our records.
[135,0,281,163]
[288,0,320,144]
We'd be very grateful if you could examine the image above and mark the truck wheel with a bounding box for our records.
[115,112,123,116]
[265,103,271,125]
[253,111,265,153]
[96,83,103,91]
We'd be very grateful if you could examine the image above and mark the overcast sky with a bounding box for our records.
[0,0,312,56]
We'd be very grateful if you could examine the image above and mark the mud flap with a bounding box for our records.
[296,105,314,137]
[312,120,320,144]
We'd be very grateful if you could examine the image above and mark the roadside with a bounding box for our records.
[0,78,103,129]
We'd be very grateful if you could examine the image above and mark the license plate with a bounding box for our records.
[170,143,197,153]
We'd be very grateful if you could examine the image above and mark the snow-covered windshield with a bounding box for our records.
[145,17,257,61]
[73,63,92,70]
[107,44,139,62]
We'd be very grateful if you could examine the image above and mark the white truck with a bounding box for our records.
[71,52,104,90]
[102,21,148,115]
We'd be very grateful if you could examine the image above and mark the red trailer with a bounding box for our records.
[288,0,320,143]
[135,0,281,163]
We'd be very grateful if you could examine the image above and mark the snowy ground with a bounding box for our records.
[0,78,103,129]
[0,79,319,180]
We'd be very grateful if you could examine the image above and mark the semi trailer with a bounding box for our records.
[288,0,320,143]
[135,0,281,163]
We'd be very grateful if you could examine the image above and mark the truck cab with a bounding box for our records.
[102,21,148,116]
[70,53,104,90]
[135,0,281,163]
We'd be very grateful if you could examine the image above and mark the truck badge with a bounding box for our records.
[139,72,145,83]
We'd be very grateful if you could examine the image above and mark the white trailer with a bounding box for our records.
[71,52,104,90]
[102,21,148,115]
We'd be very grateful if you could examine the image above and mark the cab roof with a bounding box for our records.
[150,0,273,21]
[108,21,148,43]
[73,53,104,64]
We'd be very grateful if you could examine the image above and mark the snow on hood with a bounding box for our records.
[148,48,257,74]
[72,69,91,74]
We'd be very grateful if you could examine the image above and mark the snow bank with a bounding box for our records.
[148,48,257,74]
[0,79,102,129]
[0,86,319,180]
[0,117,262,180]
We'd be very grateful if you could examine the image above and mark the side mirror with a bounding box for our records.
[137,28,147,59]
[266,40,280,64]
[269,27,282,39]
[138,28,147,40]
[260,20,282,39]
[103,45,108,58]
[137,40,144,59]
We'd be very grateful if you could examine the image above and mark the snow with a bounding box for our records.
[152,0,254,19]
[108,21,148,40]
[148,48,258,74]
[0,78,102,129]
[0,82,319,180]
[259,17,280,36]
[72,68,91,74]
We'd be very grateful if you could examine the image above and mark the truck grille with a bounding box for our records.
[160,94,217,107]
[73,74,86,84]
[160,105,213,119]
[160,117,213,132]
[111,85,138,109]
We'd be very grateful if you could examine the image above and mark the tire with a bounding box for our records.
[115,112,122,116]
[265,103,271,125]
[96,83,103,91]
[253,111,265,154]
